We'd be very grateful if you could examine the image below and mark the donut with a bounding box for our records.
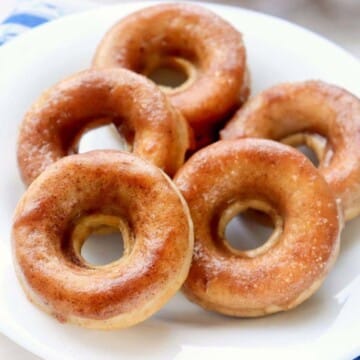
[12,150,194,329]
[17,68,190,185]
[93,3,247,149]
[188,68,251,152]
[220,80,360,221]
[174,139,340,317]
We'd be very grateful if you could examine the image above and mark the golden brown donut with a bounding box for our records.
[188,67,251,152]
[174,139,341,317]
[17,68,190,185]
[12,150,194,329]
[93,3,247,148]
[220,80,360,221]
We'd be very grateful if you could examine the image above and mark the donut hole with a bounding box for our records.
[77,124,130,154]
[146,57,193,90]
[296,144,319,167]
[81,228,124,266]
[225,209,275,252]
[148,65,187,88]
[281,133,328,167]
[219,201,283,258]
[71,214,131,267]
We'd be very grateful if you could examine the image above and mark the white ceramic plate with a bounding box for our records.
[0,1,360,359]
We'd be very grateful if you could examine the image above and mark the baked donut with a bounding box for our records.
[220,81,360,221]
[12,150,194,329]
[93,3,247,149]
[174,139,340,317]
[17,68,190,185]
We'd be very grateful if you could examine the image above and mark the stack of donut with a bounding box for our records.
[12,3,360,329]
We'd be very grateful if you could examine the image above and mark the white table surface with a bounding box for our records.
[0,1,359,359]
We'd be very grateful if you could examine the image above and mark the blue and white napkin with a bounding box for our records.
[0,0,95,45]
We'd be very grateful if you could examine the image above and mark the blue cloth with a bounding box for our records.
[0,0,94,45]
[0,1,65,45]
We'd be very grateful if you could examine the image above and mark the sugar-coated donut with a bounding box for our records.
[221,81,360,221]
[12,150,194,329]
[93,3,247,149]
[17,68,190,185]
[174,139,340,317]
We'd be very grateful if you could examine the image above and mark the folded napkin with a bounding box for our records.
[0,0,95,45]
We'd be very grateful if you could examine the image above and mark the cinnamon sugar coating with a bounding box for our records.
[93,3,248,148]
[221,81,360,220]
[17,68,190,185]
[175,139,340,317]
[13,151,194,328]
